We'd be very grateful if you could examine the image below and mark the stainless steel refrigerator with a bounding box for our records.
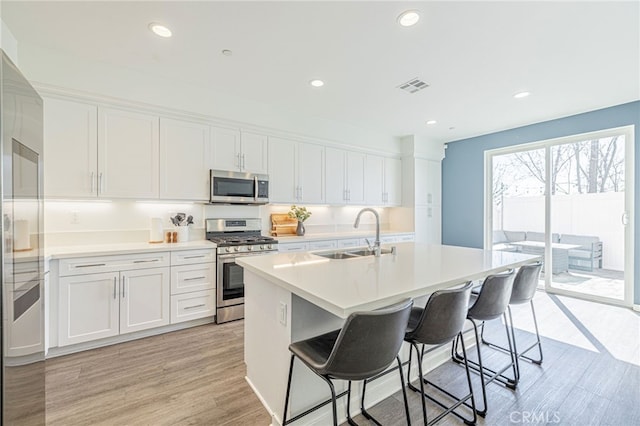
[0,50,45,425]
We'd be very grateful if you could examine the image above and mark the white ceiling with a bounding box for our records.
[3,1,639,145]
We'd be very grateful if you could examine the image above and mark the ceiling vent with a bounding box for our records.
[397,78,429,94]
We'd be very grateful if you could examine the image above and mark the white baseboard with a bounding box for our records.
[633,304,640,312]
[46,317,215,358]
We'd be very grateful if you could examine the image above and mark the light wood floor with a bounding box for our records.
[45,292,640,425]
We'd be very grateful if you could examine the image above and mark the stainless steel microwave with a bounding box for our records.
[210,170,269,204]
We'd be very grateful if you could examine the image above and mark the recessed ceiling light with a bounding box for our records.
[398,10,420,27]
[222,49,233,56]
[309,79,324,87]
[513,91,531,99]
[426,120,437,125]
[149,22,172,38]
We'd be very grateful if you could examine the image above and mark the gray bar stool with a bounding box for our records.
[404,282,476,426]
[282,299,413,426]
[481,262,544,385]
[452,270,517,417]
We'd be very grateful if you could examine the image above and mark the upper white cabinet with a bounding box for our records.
[325,148,365,205]
[268,137,324,204]
[211,128,267,174]
[159,118,211,201]
[364,155,401,206]
[98,107,160,199]
[43,97,98,197]
[240,131,268,174]
[384,157,402,206]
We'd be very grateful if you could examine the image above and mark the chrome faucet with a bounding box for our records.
[354,208,381,257]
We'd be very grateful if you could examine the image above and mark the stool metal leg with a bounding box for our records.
[282,354,295,426]
[346,381,358,426]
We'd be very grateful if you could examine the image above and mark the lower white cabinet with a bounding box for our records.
[307,240,337,251]
[169,250,216,324]
[58,268,170,346]
[171,289,215,324]
[278,242,309,253]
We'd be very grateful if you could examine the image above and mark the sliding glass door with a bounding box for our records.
[486,126,634,306]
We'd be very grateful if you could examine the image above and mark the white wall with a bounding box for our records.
[500,192,625,270]
[17,43,400,154]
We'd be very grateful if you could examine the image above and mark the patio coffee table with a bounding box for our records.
[510,241,581,274]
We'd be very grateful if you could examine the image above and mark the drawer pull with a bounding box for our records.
[133,259,159,264]
[184,276,206,281]
[184,304,206,310]
[76,263,106,268]
[183,255,206,260]
[113,277,117,299]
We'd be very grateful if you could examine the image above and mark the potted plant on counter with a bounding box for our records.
[288,205,312,236]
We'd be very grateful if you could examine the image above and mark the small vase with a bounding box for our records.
[296,220,305,236]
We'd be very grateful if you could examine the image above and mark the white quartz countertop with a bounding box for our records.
[46,240,217,259]
[274,230,413,243]
[237,242,541,318]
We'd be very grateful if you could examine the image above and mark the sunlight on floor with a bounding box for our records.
[509,291,640,366]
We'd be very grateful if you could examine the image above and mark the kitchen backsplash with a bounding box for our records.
[43,201,394,246]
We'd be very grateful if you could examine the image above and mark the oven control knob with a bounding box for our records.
[267,244,273,250]
[225,247,231,253]
[234,246,239,252]
[260,245,265,250]
[247,246,253,251]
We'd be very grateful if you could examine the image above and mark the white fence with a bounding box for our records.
[494,192,624,271]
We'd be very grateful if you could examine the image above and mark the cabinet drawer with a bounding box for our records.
[308,240,337,251]
[170,290,215,324]
[170,249,216,266]
[278,243,309,253]
[396,234,415,242]
[58,252,170,276]
[171,264,215,295]
[337,239,361,249]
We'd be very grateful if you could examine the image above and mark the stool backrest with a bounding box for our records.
[468,270,515,321]
[510,262,543,304]
[323,299,413,381]
[406,282,473,346]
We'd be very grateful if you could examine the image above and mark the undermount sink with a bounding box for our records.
[314,247,395,260]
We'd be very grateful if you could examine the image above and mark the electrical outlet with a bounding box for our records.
[70,211,80,225]
[278,302,287,326]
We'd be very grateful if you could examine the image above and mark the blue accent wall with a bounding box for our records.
[442,101,640,304]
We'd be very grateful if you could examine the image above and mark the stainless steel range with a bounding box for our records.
[206,218,278,323]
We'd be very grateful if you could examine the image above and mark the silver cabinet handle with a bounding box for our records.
[113,277,117,299]
[184,304,206,310]
[76,263,106,268]
[98,172,103,194]
[121,275,126,298]
[242,154,246,170]
[133,259,159,264]
[236,153,241,170]
[91,172,95,194]
[184,276,206,281]
[183,255,205,260]
[299,186,303,201]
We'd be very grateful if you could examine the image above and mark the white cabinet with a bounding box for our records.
[412,159,441,244]
[57,253,171,347]
[308,240,337,251]
[278,242,309,253]
[159,118,211,201]
[43,97,98,197]
[241,131,269,174]
[325,148,365,205]
[59,272,120,346]
[169,249,216,324]
[119,268,170,334]
[211,128,267,174]
[384,157,402,206]
[364,155,402,206]
[269,137,324,204]
[98,107,160,199]
[43,99,160,199]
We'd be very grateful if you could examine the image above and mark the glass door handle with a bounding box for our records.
[621,212,629,226]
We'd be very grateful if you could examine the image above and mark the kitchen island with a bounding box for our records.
[238,242,540,426]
